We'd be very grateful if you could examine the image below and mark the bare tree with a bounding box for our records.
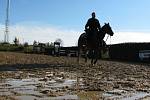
[33,40,37,46]
[13,37,19,45]
[55,38,64,46]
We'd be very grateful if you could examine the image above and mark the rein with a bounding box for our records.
[105,35,109,42]
[104,35,111,46]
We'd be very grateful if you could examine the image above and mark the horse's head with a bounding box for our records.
[102,23,114,36]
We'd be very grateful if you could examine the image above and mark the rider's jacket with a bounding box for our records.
[85,18,101,32]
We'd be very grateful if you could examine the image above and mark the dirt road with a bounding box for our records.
[0,52,150,100]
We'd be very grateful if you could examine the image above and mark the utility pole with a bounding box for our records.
[4,0,10,43]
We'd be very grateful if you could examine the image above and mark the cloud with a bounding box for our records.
[0,24,81,46]
[0,23,150,46]
[105,31,150,44]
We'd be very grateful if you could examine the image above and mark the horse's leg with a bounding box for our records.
[77,48,80,64]
[93,50,99,64]
[90,50,94,65]
[91,59,94,65]
[85,51,88,63]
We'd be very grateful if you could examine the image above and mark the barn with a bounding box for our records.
[109,42,150,61]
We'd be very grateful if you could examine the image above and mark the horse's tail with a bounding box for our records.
[77,33,86,64]
[77,33,82,64]
[77,46,80,64]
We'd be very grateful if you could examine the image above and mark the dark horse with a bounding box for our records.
[78,23,114,65]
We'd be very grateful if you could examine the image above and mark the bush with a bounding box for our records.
[23,45,33,53]
[0,43,24,52]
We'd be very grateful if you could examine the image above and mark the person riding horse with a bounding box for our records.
[85,12,101,41]
[78,16,114,64]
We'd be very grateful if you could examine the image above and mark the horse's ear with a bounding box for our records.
[104,23,106,25]
[108,23,109,25]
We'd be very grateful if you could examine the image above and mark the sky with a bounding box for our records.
[0,0,150,46]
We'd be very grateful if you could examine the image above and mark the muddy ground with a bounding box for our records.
[0,52,150,100]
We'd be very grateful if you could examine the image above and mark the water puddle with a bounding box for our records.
[103,89,150,100]
[1,71,150,100]
[0,71,78,100]
[15,95,78,100]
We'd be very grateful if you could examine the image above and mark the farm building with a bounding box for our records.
[109,42,150,61]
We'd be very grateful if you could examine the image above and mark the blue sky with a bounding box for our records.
[0,0,150,46]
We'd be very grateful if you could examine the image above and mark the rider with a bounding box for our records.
[85,12,101,38]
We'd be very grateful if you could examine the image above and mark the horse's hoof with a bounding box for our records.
[92,64,94,66]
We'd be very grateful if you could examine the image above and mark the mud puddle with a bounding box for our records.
[0,71,78,100]
[1,70,150,100]
[103,89,150,100]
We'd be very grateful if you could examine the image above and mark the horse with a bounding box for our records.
[77,23,114,65]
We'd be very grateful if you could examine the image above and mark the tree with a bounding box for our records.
[13,37,19,45]
[55,38,64,46]
[33,40,37,46]
[24,42,29,47]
